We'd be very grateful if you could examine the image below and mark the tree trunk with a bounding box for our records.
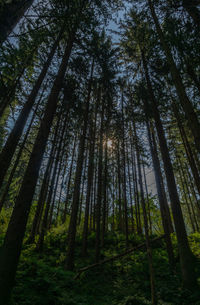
[121,94,129,247]
[131,139,142,235]
[27,112,61,244]
[0,30,76,303]
[172,102,200,196]
[142,161,152,236]
[146,120,175,267]
[101,139,108,247]
[82,95,98,255]
[134,124,157,305]
[62,134,77,223]
[65,59,94,270]
[0,27,64,190]
[95,95,104,263]
[126,141,134,233]
[117,139,123,231]
[148,0,200,154]
[0,92,41,212]
[0,0,34,44]
[142,50,197,289]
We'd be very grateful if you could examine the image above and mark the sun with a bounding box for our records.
[107,139,113,149]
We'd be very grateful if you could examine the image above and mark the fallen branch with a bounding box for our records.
[74,235,165,280]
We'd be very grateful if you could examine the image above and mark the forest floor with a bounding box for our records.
[1,225,200,305]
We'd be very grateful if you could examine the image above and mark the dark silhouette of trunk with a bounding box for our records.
[131,139,142,234]
[0,66,26,117]
[102,139,108,247]
[142,161,152,236]
[147,0,200,154]
[82,96,98,255]
[36,173,56,252]
[186,166,200,217]
[184,173,200,231]
[142,50,197,289]
[0,44,39,116]
[48,164,62,229]
[175,151,199,233]
[121,94,129,247]
[176,157,196,233]
[0,92,41,212]
[0,27,64,190]
[0,29,76,303]
[111,157,116,230]
[126,141,134,233]
[146,120,175,267]
[48,108,70,229]
[117,140,123,231]
[27,111,61,244]
[38,108,70,246]
[95,96,104,263]
[65,60,94,270]
[134,124,157,305]
[56,159,68,223]
[92,155,98,232]
[28,172,50,244]
[62,135,77,223]
[0,0,34,44]
[78,146,88,226]
[172,103,200,196]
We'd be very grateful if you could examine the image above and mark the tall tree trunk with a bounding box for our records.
[101,139,108,247]
[134,124,157,305]
[0,92,41,212]
[121,94,129,247]
[131,139,142,234]
[142,50,197,289]
[142,162,152,236]
[172,102,200,196]
[0,29,76,303]
[78,145,88,226]
[0,27,64,189]
[62,135,77,223]
[146,120,174,267]
[48,108,70,229]
[177,159,196,233]
[65,59,94,270]
[147,0,200,154]
[95,95,104,263]
[127,141,134,233]
[82,95,98,255]
[117,140,123,231]
[0,0,34,44]
[27,111,61,244]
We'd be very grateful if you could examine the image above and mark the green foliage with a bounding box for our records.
[7,228,200,305]
[189,232,200,258]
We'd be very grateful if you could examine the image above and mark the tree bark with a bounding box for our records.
[142,50,197,289]
[82,94,98,255]
[134,124,157,305]
[148,0,200,154]
[65,59,94,270]
[0,0,34,44]
[95,95,104,263]
[0,30,75,303]
[0,27,64,190]
[146,120,175,267]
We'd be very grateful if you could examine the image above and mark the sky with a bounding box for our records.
[106,3,157,196]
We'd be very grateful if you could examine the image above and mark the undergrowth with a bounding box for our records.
[0,227,199,305]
